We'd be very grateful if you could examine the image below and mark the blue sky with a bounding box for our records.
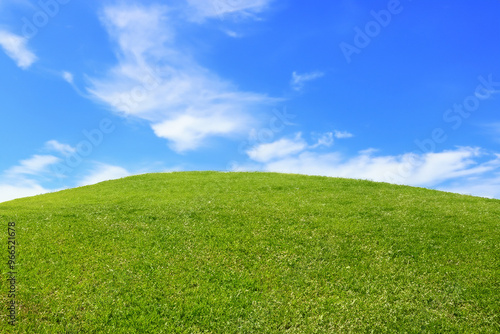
[1,0,499,202]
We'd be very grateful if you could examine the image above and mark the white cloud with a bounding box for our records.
[44,140,76,155]
[0,154,61,203]
[6,155,60,176]
[77,163,130,187]
[0,30,37,69]
[246,133,307,162]
[334,130,353,139]
[62,71,74,84]
[0,182,52,203]
[310,132,334,148]
[224,29,242,38]
[0,151,131,202]
[152,110,252,151]
[239,134,500,198]
[0,161,131,202]
[87,4,276,152]
[439,173,500,199]
[261,147,499,188]
[186,0,273,21]
[290,71,324,91]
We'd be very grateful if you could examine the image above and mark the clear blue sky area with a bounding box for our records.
[1,0,499,202]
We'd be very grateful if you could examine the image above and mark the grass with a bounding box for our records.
[0,171,499,333]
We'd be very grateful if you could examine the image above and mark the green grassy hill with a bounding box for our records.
[0,172,498,333]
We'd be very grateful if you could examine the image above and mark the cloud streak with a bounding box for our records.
[0,144,131,202]
[246,133,307,162]
[334,130,353,139]
[237,133,500,198]
[0,30,37,69]
[0,154,60,203]
[290,71,324,91]
[6,155,60,176]
[77,163,130,187]
[440,172,500,199]
[187,0,273,21]
[44,140,76,156]
[0,183,51,203]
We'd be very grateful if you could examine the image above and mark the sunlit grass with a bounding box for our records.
[1,172,499,332]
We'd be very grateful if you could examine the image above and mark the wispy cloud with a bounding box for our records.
[223,29,242,38]
[439,172,500,199]
[87,3,276,152]
[77,163,130,187]
[334,130,353,139]
[310,132,334,148]
[0,182,52,203]
[187,0,273,21]
[246,133,307,162]
[6,155,60,176]
[290,71,324,91]
[0,154,61,203]
[0,148,131,202]
[309,130,353,149]
[0,30,37,69]
[44,140,76,156]
[239,134,500,198]
[62,71,74,84]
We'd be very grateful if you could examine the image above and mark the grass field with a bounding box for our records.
[0,171,499,333]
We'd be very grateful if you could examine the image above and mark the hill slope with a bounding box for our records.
[0,172,499,333]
